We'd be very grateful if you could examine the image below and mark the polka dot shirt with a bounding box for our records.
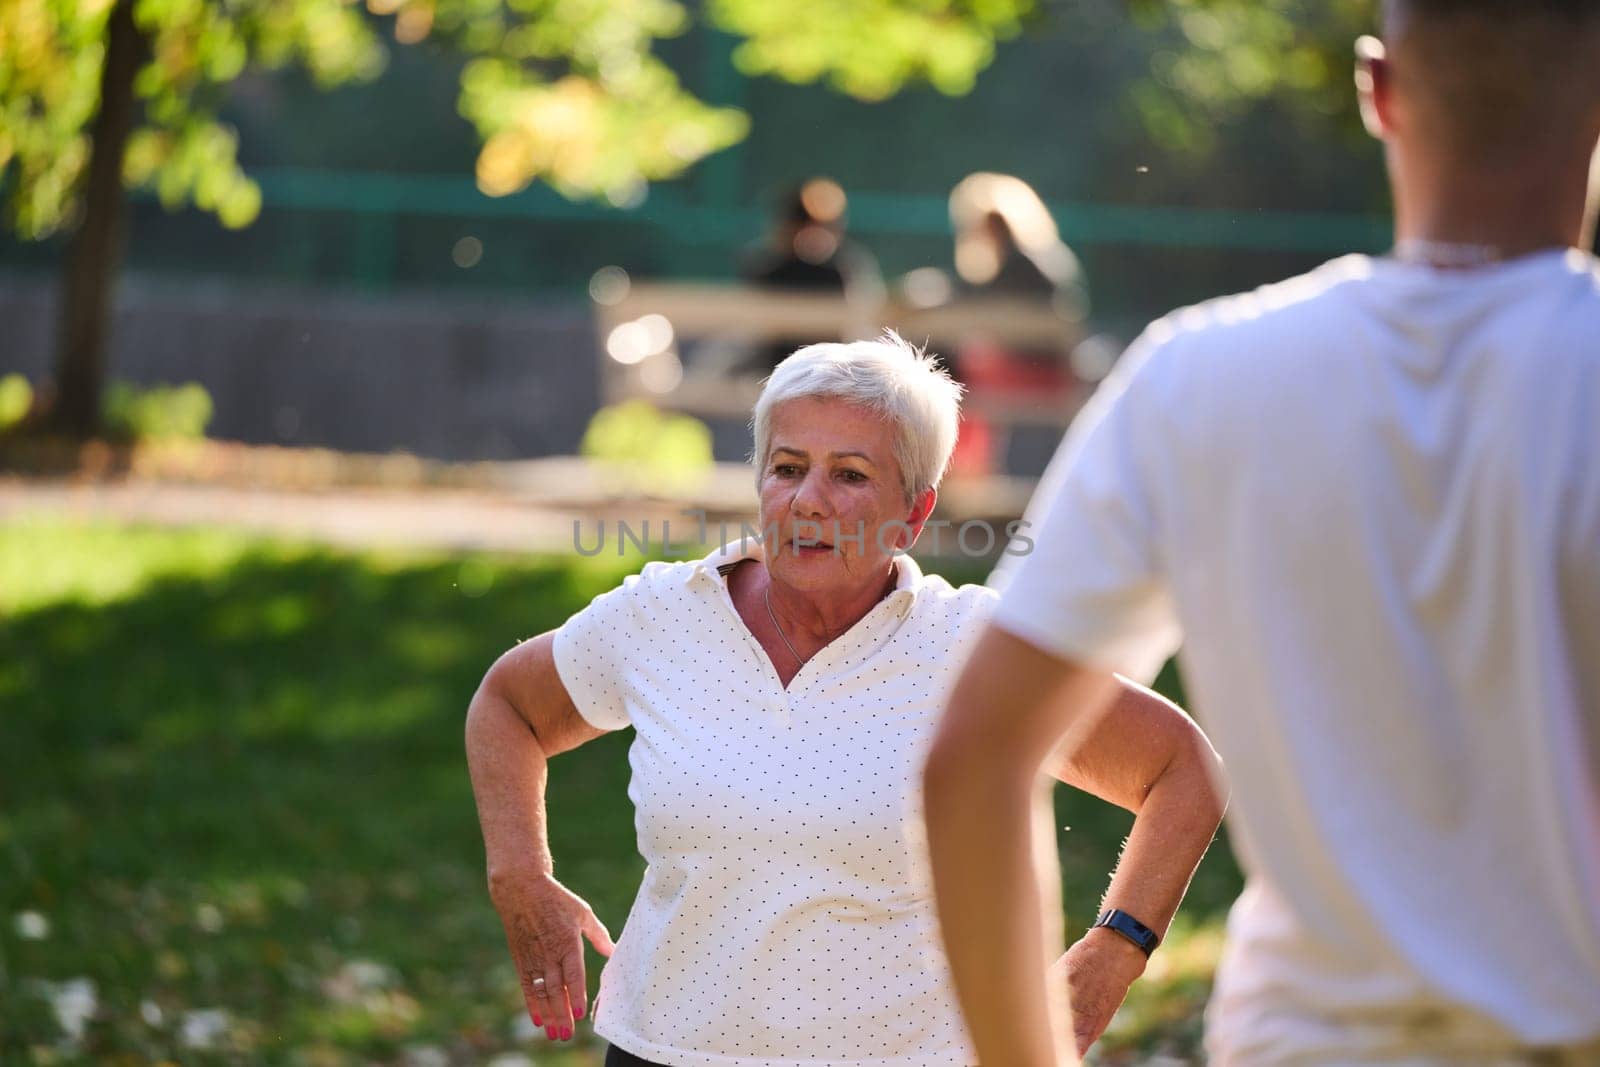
[552,540,997,1067]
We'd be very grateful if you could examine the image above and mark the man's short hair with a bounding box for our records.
[1385,0,1599,21]
[1381,0,1600,164]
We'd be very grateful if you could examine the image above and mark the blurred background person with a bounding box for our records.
[736,177,885,374]
[950,172,1087,312]
[938,173,1090,477]
[927,1,1600,1064]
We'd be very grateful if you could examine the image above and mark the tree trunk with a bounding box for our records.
[49,0,147,439]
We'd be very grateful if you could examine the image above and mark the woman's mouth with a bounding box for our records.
[793,539,835,555]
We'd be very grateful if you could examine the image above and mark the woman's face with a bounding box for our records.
[758,396,931,594]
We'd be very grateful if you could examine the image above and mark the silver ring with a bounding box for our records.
[532,977,547,993]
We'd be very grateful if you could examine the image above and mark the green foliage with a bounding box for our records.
[101,380,214,440]
[424,0,744,201]
[0,373,34,431]
[580,399,713,491]
[710,0,1037,100]
[1126,0,1376,154]
[418,0,1039,199]
[2,0,1052,239]
[0,0,1387,242]
[457,54,748,203]
[0,0,385,239]
[0,0,115,239]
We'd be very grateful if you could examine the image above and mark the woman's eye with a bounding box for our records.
[839,470,867,483]
[773,464,800,477]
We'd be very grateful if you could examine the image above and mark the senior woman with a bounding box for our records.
[465,332,1227,1065]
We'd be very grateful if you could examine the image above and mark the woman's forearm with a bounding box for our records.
[1047,680,1229,940]
[1096,741,1226,936]
[465,683,554,884]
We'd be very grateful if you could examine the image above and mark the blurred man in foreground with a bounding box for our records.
[925,1,1600,1063]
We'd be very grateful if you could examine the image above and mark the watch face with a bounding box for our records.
[1095,909,1158,955]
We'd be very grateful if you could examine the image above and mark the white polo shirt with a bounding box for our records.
[553,540,995,1067]
[992,250,1600,1063]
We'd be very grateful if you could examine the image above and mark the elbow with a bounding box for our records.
[922,703,1010,813]
[922,729,964,810]
[465,656,505,729]
[464,653,533,750]
[923,728,981,853]
[1205,742,1231,823]
[463,665,496,753]
[922,707,976,816]
[1179,723,1230,826]
[1136,718,1229,826]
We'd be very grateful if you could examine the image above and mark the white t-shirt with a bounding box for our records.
[553,540,995,1067]
[991,250,1600,1064]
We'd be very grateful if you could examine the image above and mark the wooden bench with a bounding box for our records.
[592,283,1093,477]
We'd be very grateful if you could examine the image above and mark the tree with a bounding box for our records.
[1122,0,1376,156]
[0,0,1036,438]
[3,0,385,436]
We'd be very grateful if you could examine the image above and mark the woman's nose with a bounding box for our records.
[790,470,833,518]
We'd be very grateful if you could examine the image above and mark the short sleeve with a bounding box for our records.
[551,574,647,731]
[988,330,1183,682]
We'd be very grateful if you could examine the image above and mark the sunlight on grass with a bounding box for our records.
[0,517,265,616]
[1094,916,1227,1062]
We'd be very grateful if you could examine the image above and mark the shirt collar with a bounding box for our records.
[689,538,923,615]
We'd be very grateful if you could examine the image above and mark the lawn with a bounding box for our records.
[0,518,1241,1065]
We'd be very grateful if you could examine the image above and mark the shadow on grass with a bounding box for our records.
[0,526,1239,1063]
[2,531,636,1063]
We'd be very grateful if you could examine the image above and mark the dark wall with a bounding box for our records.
[0,277,598,461]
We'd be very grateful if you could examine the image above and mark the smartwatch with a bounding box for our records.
[1091,908,1161,958]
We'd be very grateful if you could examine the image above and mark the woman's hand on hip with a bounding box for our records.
[489,869,615,1042]
[1052,927,1147,1056]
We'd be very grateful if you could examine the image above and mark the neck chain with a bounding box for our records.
[1392,238,1504,269]
[760,566,902,667]
[764,586,807,666]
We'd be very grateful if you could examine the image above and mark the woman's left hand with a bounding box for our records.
[1052,928,1148,1055]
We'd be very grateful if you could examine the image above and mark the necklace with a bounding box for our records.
[764,585,807,666]
[760,566,901,667]
[1392,238,1504,269]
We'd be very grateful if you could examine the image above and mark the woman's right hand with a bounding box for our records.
[489,868,616,1042]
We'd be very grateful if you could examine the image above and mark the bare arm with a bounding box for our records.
[467,631,604,882]
[465,631,615,1044]
[1042,675,1228,1052]
[923,627,1227,1065]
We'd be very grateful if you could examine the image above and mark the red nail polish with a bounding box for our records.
[532,1014,542,1027]
[575,1005,585,1020]
[561,1027,572,1040]
[546,1026,557,1040]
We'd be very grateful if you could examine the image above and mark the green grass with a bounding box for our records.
[0,519,1240,1064]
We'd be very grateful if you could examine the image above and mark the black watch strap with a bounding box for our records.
[1091,908,1160,957]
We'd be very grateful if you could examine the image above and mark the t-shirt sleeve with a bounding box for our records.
[988,329,1183,683]
[550,572,648,732]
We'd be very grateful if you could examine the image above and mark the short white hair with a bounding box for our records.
[751,331,964,502]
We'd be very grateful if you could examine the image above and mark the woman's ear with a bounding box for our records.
[1355,35,1393,141]
[900,488,939,549]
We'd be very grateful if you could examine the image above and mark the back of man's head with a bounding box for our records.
[1379,0,1600,167]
